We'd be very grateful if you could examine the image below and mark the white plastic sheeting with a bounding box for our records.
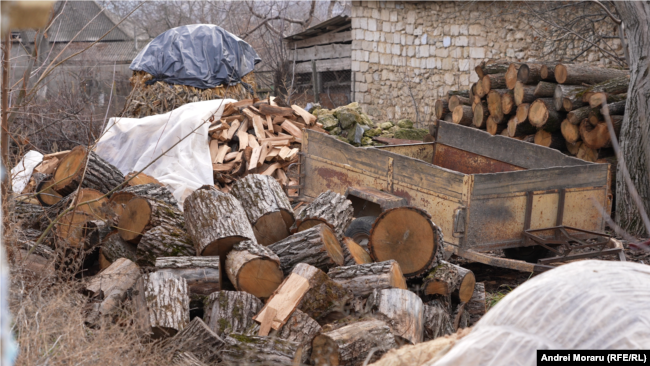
[11,150,43,194]
[430,260,650,366]
[95,99,235,205]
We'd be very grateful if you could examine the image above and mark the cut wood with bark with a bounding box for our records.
[579,119,621,150]
[554,84,586,112]
[327,260,407,298]
[466,282,486,326]
[579,75,630,103]
[225,240,284,298]
[576,143,599,162]
[203,290,263,337]
[15,239,55,276]
[452,105,473,126]
[515,103,531,124]
[291,190,353,239]
[143,271,190,338]
[367,288,424,344]
[55,211,94,249]
[566,140,582,156]
[311,319,397,366]
[12,202,45,230]
[448,95,470,112]
[136,224,196,267]
[434,99,449,120]
[472,101,489,128]
[507,116,537,138]
[534,130,566,151]
[124,171,161,187]
[554,63,629,85]
[505,63,522,89]
[452,303,468,330]
[475,60,510,79]
[517,63,545,85]
[341,237,372,265]
[588,92,627,108]
[220,334,300,366]
[117,183,177,207]
[587,100,626,125]
[368,206,442,278]
[276,308,322,354]
[99,231,138,269]
[85,258,140,318]
[500,90,515,115]
[528,98,564,131]
[119,197,184,243]
[423,260,476,303]
[481,73,507,94]
[155,257,220,296]
[514,81,536,106]
[561,119,581,144]
[52,145,124,196]
[158,317,223,365]
[423,301,454,342]
[567,105,592,125]
[35,176,62,206]
[486,115,507,135]
[486,89,509,123]
[230,174,294,246]
[533,81,557,98]
[268,224,344,275]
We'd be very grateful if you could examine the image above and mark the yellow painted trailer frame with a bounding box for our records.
[297,121,621,272]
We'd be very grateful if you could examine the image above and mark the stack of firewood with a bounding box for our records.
[434,61,629,163]
[13,164,484,364]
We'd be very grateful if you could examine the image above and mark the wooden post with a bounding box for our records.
[1,32,10,203]
[311,60,320,103]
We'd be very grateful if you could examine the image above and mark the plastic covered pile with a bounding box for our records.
[429,260,650,366]
[130,24,261,89]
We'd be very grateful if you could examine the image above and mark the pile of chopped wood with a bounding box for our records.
[121,71,258,118]
[12,166,485,364]
[434,61,628,164]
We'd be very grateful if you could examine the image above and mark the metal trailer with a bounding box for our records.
[294,120,625,272]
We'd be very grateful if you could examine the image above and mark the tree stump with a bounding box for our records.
[203,290,263,337]
[268,224,344,275]
[155,257,220,297]
[85,258,140,318]
[136,224,195,267]
[341,237,372,266]
[230,174,295,246]
[225,240,284,298]
[423,261,476,303]
[52,145,124,196]
[158,317,223,365]
[290,190,353,239]
[368,206,442,278]
[220,334,300,366]
[311,319,397,366]
[118,197,184,244]
[466,282,486,326]
[423,302,454,341]
[367,288,425,344]
[99,231,137,269]
[144,271,190,338]
[327,260,407,298]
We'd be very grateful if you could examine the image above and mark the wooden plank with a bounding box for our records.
[287,30,351,49]
[294,57,351,73]
[237,130,249,151]
[290,43,351,62]
[392,152,465,200]
[266,115,273,131]
[249,146,262,171]
[226,120,240,140]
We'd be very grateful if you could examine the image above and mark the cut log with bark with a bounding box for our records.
[116,183,177,207]
[577,143,599,162]
[534,130,566,151]
[52,145,124,196]
[276,308,322,353]
[587,100,626,125]
[434,99,449,120]
[540,63,556,81]
[514,81,536,106]
[98,231,137,269]
[119,197,184,244]
[85,258,140,318]
[474,79,487,99]
[291,190,353,239]
[155,257,220,297]
[204,290,263,337]
[220,334,300,366]
[225,240,284,298]
[515,103,531,124]
[472,101,489,128]
[528,98,564,131]
[269,224,344,275]
[124,171,161,187]
[505,63,522,89]
[466,282,486,326]
[143,271,190,338]
[588,92,627,108]
[230,174,294,246]
[507,116,537,138]
[486,115,507,135]
[254,263,352,328]
[567,105,592,125]
[311,319,397,366]
[554,84,586,112]
[554,63,629,85]
[423,261,475,303]
[136,224,195,267]
[475,60,510,79]
[366,288,424,344]
[84,219,111,249]
[533,81,557,98]
[327,260,407,298]
[452,303,468,330]
[486,89,509,123]
[159,317,223,365]
[481,73,506,94]
[452,105,473,126]
[55,211,95,249]
[448,95,470,112]
[561,119,581,144]
[580,119,620,150]
[579,75,629,103]
[501,90,515,115]
[368,207,441,278]
[12,202,45,230]
[36,176,63,206]
[517,63,546,85]
[341,237,372,266]
[423,301,454,341]
[566,140,582,156]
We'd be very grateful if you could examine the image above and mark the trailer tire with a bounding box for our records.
[344,216,377,249]
[503,246,550,263]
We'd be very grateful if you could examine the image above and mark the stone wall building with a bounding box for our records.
[349,1,625,125]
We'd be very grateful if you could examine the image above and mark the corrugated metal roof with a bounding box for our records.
[284,15,351,41]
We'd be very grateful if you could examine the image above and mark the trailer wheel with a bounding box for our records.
[344,216,377,249]
[503,246,550,263]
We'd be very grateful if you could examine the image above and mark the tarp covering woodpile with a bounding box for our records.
[122,24,261,118]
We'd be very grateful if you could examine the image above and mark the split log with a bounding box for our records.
[124,171,161,187]
[533,81,557,98]
[452,105,473,126]
[507,116,537,138]
[486,89,509,123]
[588,92,627,108]
[143,271,190,338]
[566,140,582,156]
[52,145,124,196]
[220,334,300,366]
[230,174,294,246]
[579,75,629,103]
[327,260,407,298]
[225,240,284,298]
[366,288,424,344]
[119,197,184,243]
[561,119,581,144]
[254,263,352,327]
[434,99,449,120]
[291,190,353,239]
[554,84,586,112]
[528,98,564,131]
[504,63,522,89]
[448,95,470,112]
[514,81,536,106]
[204,290,263,337]
[486,115,507,135]
[567,105,592,125]
[423,261,476,303]
[85,258,140,317]
[311,319,397,366]
[472,101,489,128]
[155,257,220,296]
[159,317,223,365]
[423,301,454,341]
[517,63,545,85]
[268,224,344,275]
[368,207,442,278]
[466,282,486,326]
[475,60,510,79]
[534,130,566,151]
[183,186,255,274]
[481,73,506,94]
[500,90,515,115]
[554,63,629,85]
[341,237,372,266]
[515,103,530,124]
[35,176,62,206]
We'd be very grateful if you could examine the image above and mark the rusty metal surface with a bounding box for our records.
[450,246,554,273]
[375,143,435,163]
[373,137,426,145]
[345,186,408,210]
[434,144,524,174]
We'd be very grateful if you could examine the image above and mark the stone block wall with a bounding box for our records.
[350,1,625,125]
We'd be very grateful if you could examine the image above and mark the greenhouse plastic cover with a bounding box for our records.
[130,24,261,89]
[95,99,235,206]
[429,260,650,366]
